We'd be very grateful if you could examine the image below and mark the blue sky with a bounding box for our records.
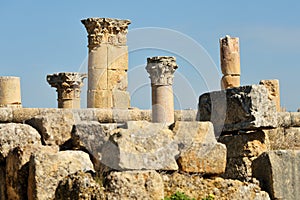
[0,1,299,111]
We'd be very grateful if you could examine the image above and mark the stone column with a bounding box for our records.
[0,76,22,108]
[220,35,241,89]
[47,72,87,108]
[146,56,178,124]
[259,79,281,111]
[81,18,131,108]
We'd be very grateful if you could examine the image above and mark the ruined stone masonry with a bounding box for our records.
[82,18,131,109]
[0,16,299,200]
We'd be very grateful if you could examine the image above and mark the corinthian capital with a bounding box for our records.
[146,56,178,86]
[81,18,131,47]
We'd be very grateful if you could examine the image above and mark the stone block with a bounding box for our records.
[88,68,107,90]
[222,156,254,181]
[88,44,108,69]
[218,130,269,158]
[291,112,300,127]
[107,45,128,70]
[28,150,94,200]
[259,80,281,111]
[277,112,291,127]
[0,108,13,122]
[106,170,164,200]
[252,150,300,200]
[88,90,113,108]
[107,69,128,90]
[221,75,240,89]
[102,121,179,170]
[55,171,105,200]
[26,110,75,146]
[70,121,111,170]
[172,121,217,150]
[6,145,58,200]
[12,108,39,123]
[174,109,197,121]
[163,172,270,200]
[178,143,226,174]
[198,85,278,134]
[112,90,130,109]
[0,123,41,163]
[265,128,300,150]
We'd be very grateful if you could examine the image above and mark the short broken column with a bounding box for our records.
[259,79,281,112]
[0,76,22,108]
[81,18,131,108]
[47,72,87,108]
[220,35,240,89]
[146,56,178,124]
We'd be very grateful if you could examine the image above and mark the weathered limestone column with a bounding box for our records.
[0,76,22,108]
[47,72,87,108]
[220,35,240,89]
[81,18,131,108]
[260,79,281,111]
[146,56,178,123]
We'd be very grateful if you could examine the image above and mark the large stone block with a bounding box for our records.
[12,108,39,123]
[178,143,226,174]
[0,108,13,122]
[112,90,130,109]
[106,170,164,200]
[172,121,217,149]
[107,69,128,91]
[6,145,58,200]
[218,130,269,158]
[88,90,113,108]
[198,85,278,134]
[252,150,300,200]
[291,112,300,127]
[163,172,270,200]
[265,128,300,150]
[28,150,94,200]
[70,121,113,171]
[218,130,269,181]
[55,171,105,200]
[0,123,41,163]
[102,121,179,170]
[26,110,75,146]
[107,45,128,70]
[88,44,108,69]
[88,68,107,90]
[259,80,280,111]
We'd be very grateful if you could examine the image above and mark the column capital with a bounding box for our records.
[146,56,178,86]
[81,18,131,47]
[47,72,87,89]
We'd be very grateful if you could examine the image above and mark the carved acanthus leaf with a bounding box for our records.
[146,56,178,86]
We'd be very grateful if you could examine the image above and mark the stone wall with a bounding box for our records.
[0,84,299,199]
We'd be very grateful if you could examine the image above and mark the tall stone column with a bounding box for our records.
[0,76,22,108]
[220,35,241,89]
[81,18,131,108]
[146,56,178,124]
[47,72,87,108]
